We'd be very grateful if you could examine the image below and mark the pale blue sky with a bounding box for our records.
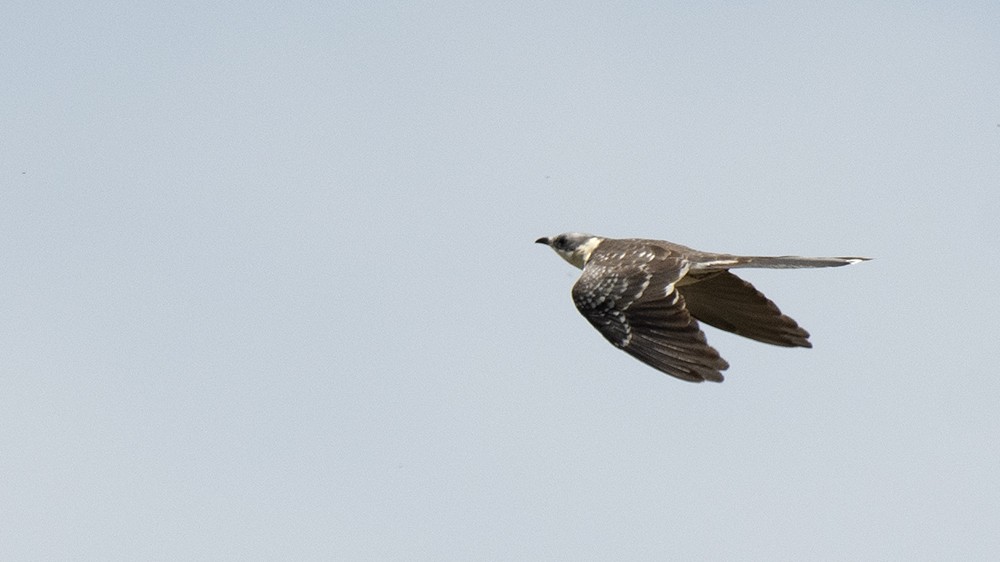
[3,2,999,560]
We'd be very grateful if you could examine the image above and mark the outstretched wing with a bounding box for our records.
[571,245,729,383]
[678,271,811,347]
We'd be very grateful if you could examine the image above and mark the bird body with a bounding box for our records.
[536,233,868,383]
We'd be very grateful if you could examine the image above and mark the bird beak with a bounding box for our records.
[535,237,550,245]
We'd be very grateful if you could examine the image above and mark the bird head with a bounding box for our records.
[535,232,603,269]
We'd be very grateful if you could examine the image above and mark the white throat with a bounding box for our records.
[558,237,603,269]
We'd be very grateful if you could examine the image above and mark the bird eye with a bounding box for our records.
[554,235,567,249]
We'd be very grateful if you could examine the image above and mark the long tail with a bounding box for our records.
[729,255,870,269]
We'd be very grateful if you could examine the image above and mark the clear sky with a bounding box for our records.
[3,2,999,560]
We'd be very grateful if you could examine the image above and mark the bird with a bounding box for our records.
[535,233,868,383]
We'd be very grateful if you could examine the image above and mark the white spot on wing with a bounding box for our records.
[664,282,677,301]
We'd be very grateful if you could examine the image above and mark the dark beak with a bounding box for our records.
[535,237,550,245]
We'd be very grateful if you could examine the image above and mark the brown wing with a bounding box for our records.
[678,271,811,348]
[572,244,729,383]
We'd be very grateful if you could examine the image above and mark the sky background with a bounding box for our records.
[3,2,999,560]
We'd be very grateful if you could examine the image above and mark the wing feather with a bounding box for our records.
[678,271,811,347]
[572,242,729,383]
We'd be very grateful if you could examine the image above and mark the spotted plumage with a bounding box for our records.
[536,233,868,383]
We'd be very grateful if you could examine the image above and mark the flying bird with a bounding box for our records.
[536,233,868,383]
